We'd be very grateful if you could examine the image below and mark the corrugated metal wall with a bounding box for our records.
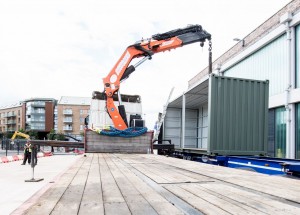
[198,105,208,149]
[164,107,199,148]
[224,34,287,96]
[296,24,300,88]
[208,75,269,155]
[184,109,198,148]
[164,108,181,147]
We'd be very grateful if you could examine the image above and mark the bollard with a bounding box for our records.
[5,138,8,157]
[17,140,20,155]
[25,143,43,182]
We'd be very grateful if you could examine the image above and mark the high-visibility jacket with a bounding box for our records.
[24,143,32,153]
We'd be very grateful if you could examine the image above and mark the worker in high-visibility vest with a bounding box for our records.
[21,141,31,165]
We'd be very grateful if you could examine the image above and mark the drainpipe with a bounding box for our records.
[181,93,186,149]
[280,13,293,159]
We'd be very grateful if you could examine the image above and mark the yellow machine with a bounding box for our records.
[10,131,30,144]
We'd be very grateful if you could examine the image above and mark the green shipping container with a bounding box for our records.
[207,75,269,156]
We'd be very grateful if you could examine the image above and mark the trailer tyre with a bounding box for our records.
[201,155,209,163]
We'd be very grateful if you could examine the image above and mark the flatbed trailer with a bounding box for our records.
[22,153,300,214]
[174,148,300,177]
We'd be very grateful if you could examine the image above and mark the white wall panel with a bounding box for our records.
[184,109,198,148]
[225,34,288,96]
[198,104,208,149]
[164,108,181,148]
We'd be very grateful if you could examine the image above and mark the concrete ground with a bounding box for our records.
[0,153,82,215]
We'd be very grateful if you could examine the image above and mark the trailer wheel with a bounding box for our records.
[201,155,209,163]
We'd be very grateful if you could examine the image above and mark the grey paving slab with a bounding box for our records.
[0,154,82,215]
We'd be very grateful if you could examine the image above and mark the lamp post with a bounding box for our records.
[233,38,245,47]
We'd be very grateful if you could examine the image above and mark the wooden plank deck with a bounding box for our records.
[24,154,300,215]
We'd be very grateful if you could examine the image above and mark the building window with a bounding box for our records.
[63,108,73,114]
[80,109,88,115]
[275,107,286,158]
[80,125,83,131]
[80,117,84,123]
[296,103,300,159]
[296,24,300,87]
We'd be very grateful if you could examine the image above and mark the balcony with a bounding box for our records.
[30,101,45,107]
[6,120,16,125]
[63,118,73,123]
[30,110,45,115]
[4,113,16,118]
[6,128,16,132]
[63,126,73,131]
[63,110,73,115]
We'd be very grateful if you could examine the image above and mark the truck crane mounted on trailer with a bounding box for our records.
[99,24,212,130]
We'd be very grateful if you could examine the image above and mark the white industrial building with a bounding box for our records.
[164,0,300,159]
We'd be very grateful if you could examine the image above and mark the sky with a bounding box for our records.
[0,0,292,129]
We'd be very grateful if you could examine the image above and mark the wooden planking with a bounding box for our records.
[98,154,131,215]
[24,153,300,215]
[50,155,93,214]
[141,154,300,203]
[170,183,270,214]
[114,154,160,164]
[167,164,215,183]
[25,156,87,215]
[224,176,300,203]
[164,184,231,215]
[132,163,203,184]
[131,163,170,184]
[78,154,104,215]
[110,154,184,215]
[103,154,158,215]
[195,183,300,214]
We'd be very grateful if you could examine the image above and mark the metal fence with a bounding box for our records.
[1,138,27,156]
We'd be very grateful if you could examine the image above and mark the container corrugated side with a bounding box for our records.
[207,75,269,156]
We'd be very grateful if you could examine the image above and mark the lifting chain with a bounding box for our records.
[208,39,212,74]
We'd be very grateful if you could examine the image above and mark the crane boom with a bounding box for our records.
[11,131,30,144]
[102,24,211,130]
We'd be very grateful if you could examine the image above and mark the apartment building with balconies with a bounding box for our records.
[24,98,57,134]
[56,96,90,138]
[0,102,25,133]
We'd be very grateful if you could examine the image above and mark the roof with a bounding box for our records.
[169,77,209,109]
[24,98,57,102]
[58,96,91,105]
[0,101,23,110]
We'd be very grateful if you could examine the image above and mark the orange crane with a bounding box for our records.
[102,24,212,130]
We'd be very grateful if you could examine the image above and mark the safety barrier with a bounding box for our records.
[0,151,52,164]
